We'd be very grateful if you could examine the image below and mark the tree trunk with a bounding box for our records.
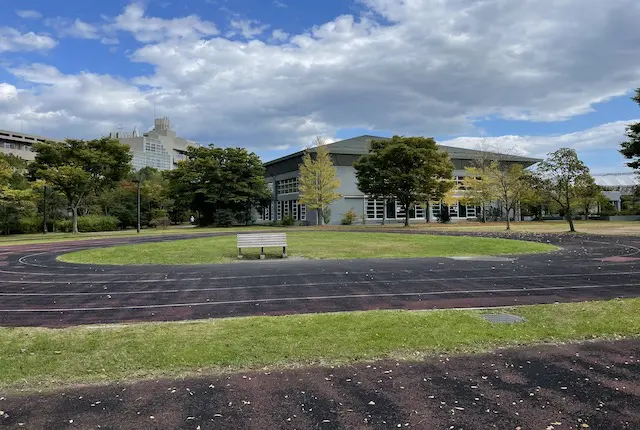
[382,199,386,225]
[404,203,410,227]
[481,202,486,223]
[505,208,511,230]
[317,208,322,226]
[568,213,576,232]
[72,205,79,234]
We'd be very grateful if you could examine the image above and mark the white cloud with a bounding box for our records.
[0,28,57,52]
[270,29,289,42]
[2,0,640,161]
[274,1,287,8]
[440,120,639,171]
[227,20,269,39]
[113,3,219,42]
[45,18,100,39]
[16,9,42,20]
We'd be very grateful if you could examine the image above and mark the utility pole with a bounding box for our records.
[43,185,48,234]
[137,174,142,233]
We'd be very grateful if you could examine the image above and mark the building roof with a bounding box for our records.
[264,135,542,166]
[592,172,640,187]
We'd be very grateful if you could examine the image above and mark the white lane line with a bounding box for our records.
[1,269,637,289]
[0,282,638,312]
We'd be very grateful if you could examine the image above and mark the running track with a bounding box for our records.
[1,231,639,327]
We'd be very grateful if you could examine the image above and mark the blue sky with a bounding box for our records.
[1,0,640,173]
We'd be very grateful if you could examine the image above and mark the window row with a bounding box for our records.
[366,199,481,219]
[261,200,306,221]
[365,199,426,219]
[277,177,299,195]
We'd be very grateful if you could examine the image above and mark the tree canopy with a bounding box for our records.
[29,138,132,233]
[354,136,454,226]
[164,145,270,226]
[620,88,640,170]
[532,148,591,232]
[298,138,342,225]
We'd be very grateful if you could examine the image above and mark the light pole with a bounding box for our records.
[136,174,142,234]
[43,185,48,234]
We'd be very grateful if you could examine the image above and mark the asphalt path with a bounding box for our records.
[1,230,639,327]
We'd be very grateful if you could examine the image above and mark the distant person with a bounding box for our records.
[190,215,195,224]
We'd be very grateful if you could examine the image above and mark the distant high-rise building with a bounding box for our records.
[110,117,197,171]
[0,129,59,161]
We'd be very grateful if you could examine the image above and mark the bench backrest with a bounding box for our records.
[237,233,287,248]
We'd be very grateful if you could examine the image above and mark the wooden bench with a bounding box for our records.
[237,233,287,259]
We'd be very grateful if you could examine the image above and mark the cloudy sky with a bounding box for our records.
[2,0,640,173]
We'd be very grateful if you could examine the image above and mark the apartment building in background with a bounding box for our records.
[0,129,60,161]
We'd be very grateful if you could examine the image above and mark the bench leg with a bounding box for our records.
[282,246,287,258]
[238,248,243,259]
[260,247,265,260]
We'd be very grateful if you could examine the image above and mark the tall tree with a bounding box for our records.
[164,146,270,226]
[483,162,532,230]
[29,137,132,233]
[354,136,454,227]
[533,148,590,232]
[620,88,640,170]
[298,137,342,225]
[461,141,502,222]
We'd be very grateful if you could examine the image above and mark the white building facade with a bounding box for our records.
[110,117,195,171]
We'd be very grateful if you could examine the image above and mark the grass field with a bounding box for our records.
[2,299,639,391]
[1,220,638,248]
[57,232,557,265]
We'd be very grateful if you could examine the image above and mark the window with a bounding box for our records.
[277,178,299,195]
[414,204,426,219]
[432,203,441,218]
[261,204,271,221]
[292,200,298,220]
[449,201,459,217]
[300,204,306,221]
[277,201,282,220]
[366,199,385,219]
[283,200,290,217]
[455,176,467,190]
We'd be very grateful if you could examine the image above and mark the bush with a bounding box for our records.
[214,209,235,227]
[17,217,42,234]
[438,205,451,223]
[341,208,358,225]
[149,217,170,229]
[55,219,73,233]
[54,216,119,232]
[322,207,332,225]
[281,215,294,226]
[78,215,119,232]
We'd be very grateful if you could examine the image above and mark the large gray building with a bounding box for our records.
[0,129,60,161]
[259,135,540,225]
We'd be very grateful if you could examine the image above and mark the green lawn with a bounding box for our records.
[0,225,274,246]
[2,299,639,391]
[57,232,557,265]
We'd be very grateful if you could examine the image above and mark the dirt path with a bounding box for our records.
[1,338,639,429]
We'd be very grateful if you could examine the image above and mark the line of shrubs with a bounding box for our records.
[15,215,120,234]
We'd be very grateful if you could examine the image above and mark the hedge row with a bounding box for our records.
[16,215,120,234]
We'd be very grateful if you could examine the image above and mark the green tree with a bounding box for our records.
[484,162,532,230]
[164,146,270,226]
[29,137,132,233]
[574,173,604,220]
[354,136,454,227]
[533,148,590,232]
[620,88,640,170]
[461,141,501,223]
[298,138,342,225]
[0,154,37,234]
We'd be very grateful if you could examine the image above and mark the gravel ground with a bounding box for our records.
[1,338,639,429]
